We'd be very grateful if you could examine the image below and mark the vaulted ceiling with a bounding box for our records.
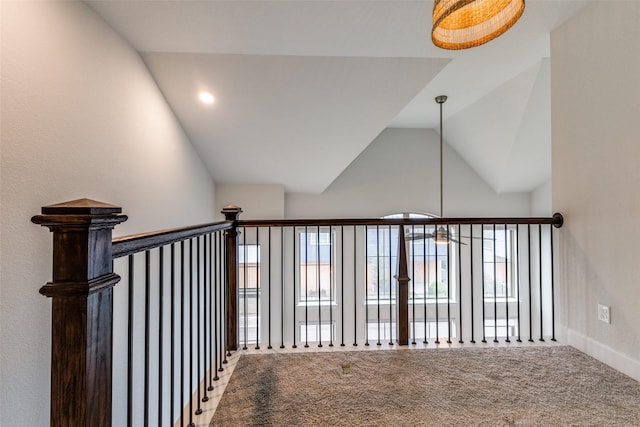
[87,0,590,194]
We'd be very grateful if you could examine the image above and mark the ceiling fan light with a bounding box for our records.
[432,0,525,50]
[434,226,451,245]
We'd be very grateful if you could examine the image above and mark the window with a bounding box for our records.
[239,244,260,344]
[482,226,516,299]
[299,229,334,303]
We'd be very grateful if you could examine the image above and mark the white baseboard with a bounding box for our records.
[565,328,640,381]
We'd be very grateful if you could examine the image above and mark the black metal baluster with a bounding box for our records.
[317,225,322,348]
[435,231,440,345]
[280,227,285,349]
[195,238,203,416]
[446,225,452,344]
[223,231,229,363]
[158,247,164,424]
[492,224,498,343]
[127,255,134,427]
[292,227,297,349]
[213,234,220,380]
[539,224,544,342]
[341,226,345,347]
[376,225,381,346]
[242,228,248,351]
[411,225,416,345]
[470,226,475,344]
[188,240,195,427]
[353,226,358,347]
[255,228,260,350]
[365,226,369,346]
[180,242,186,427]
[527,224,533,342]
[268,227,272,349]
[329,225,334,347]
[170,244,176,427]
[515,226,522,343]
[481,225,487,344]
[388,225,393,346]
[550,224,556,341]
[458,225,463,344]
[304,226,309,348]
[504,225,510,343]
[423,225,428,344]
[144,250,150,427]
[207,234,214,390]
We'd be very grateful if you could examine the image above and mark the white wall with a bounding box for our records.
[531,179,552,216]
[286,128,530,218]
[552,1,640,380]
[0,2,215,426]
[215,183,285,220]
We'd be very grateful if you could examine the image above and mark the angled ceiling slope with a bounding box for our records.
[143,53,448,193]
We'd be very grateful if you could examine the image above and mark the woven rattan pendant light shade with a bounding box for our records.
[432,0,525,50]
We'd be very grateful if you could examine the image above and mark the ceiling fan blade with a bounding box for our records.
[450,237,467,246]
[406,233,435,241]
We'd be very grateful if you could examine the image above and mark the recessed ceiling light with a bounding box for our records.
[199,91,215,104]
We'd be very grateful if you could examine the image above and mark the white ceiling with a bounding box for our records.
[87,0,591,194]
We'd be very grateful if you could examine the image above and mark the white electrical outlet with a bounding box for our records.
[598,304,610,324]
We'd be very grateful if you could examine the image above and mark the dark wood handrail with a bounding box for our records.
[237,212,564,228]
[112,221,233,259]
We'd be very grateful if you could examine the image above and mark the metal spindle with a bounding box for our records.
[435,231,440,345]
[292,227,297,349]
[329,225,334,347]
[365,227,369,346]
[170,244,176,426]
[341,226,345,347]
[515,226,522,342]
[388,225,393,346]
[255,228,260,350]
[504,225,510,343]
[280,227,285,349]
[180,242,186,427]
[458,225,463,344]
[411,225,416,345]
[268,227,272,349]
[423,225,428,344]
[539,224,544,342]
[188,240,194,427]
[207,234,214,390]
[196,238,203,415]
[527,224,533,342]
[127,255,134,427]
[304,226,309,348]
[493,224,498,343]
[144,250,150,427]
[158,247,164,424]
[353,227,357,346]
[376,225,381,346]
[242,228,247,351]
[446,225,452,344]
[213,234,220,380]
[470,225,475,344]
[481,225,487,343]
[550,224,556,341]
[318,225,322,347]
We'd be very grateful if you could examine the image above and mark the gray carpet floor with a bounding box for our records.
[211,346,640,426]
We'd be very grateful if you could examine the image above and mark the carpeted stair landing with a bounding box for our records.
[211,346,640,426]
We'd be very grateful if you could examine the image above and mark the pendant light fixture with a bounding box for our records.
[432,0,525,50]
[434,95,450,245]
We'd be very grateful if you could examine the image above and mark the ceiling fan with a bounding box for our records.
[405,95,467,245]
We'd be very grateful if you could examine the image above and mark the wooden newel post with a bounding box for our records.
[221,205,242,352]
[395,225,410,345]
[32,199,127,427]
